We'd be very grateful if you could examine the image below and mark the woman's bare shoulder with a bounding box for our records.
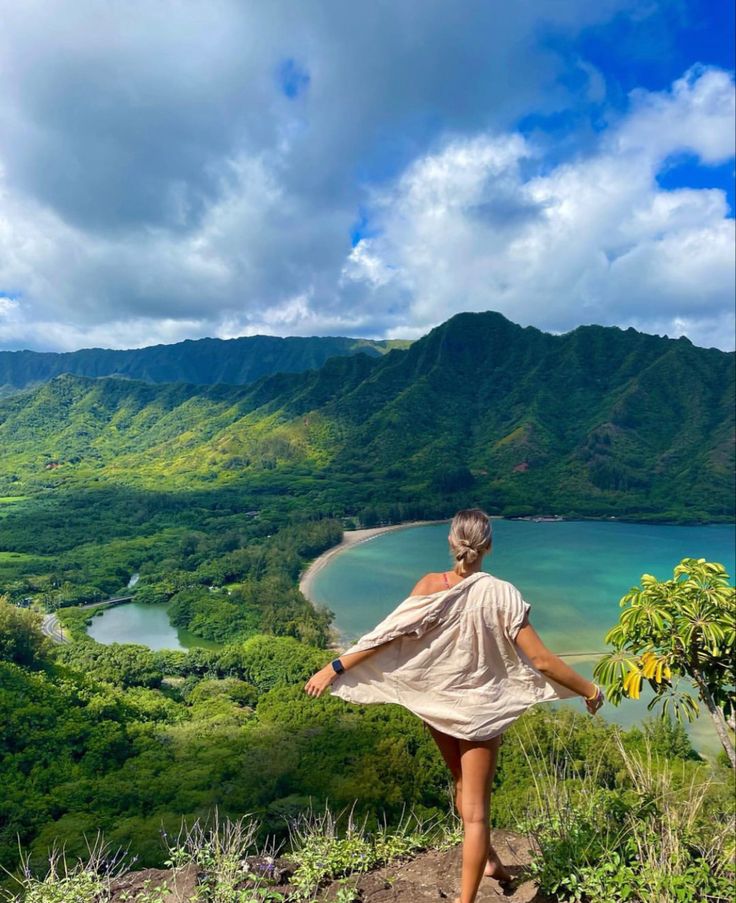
[410,572,447,596]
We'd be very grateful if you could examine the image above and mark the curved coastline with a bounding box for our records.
[300,515,526,603]
[299,519,448,603]
[299,517,736,659]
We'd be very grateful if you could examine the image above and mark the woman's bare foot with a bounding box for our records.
[453,861,513,903]
[484,850,513,883]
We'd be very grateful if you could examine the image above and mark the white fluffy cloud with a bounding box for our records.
[616,66,735,163]
[344,67,735,349]
[0,1,733,351]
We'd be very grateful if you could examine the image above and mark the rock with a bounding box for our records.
[109,862,198,902]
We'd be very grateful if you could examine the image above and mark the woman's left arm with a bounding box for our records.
[303,645,388,697]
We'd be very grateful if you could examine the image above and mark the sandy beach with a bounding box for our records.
[299,519,447,602]
[299,519,447,650]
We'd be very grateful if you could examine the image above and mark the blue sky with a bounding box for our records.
[0,0,733,351]
[568,1,735,209]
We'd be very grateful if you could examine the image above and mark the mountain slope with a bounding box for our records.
[0,312,732,519]
[0,334,407,394]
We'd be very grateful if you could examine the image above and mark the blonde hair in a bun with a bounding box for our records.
[448,508,492,575]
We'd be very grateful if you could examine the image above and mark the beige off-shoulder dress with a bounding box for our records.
[329,571,578,741]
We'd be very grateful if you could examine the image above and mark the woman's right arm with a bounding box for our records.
[513,616,603,713]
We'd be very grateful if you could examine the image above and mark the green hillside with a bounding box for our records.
[5,601,730,901]
[0,334,407,395]
[1,312,733,521]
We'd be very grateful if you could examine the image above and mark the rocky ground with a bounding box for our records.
[108,830,551,902]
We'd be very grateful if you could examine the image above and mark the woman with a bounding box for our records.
[304,508,604,903]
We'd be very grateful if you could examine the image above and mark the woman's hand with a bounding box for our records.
[585,685,604,715]
[304,664,338,698]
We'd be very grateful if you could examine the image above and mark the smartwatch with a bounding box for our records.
[331,658,345,675]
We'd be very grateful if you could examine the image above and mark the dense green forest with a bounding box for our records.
[1,313,733,517]
[2,597,732,895]
[0,334,406,396]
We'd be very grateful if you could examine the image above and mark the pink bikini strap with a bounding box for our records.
[442,571,450,589]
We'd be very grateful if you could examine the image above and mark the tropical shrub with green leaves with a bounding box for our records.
[0,597,50,667]
[595,558,736,766]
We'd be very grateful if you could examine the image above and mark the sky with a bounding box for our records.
[0,0,733,352]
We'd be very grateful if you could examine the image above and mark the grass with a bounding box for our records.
[0,551,50,582]
[3,803,462,902]
[1,836,141,903]
[0,552,43,565]
[285,803,462,898]
[517,728,735,902]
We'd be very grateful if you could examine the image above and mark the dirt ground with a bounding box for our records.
[318,830,551,902]
[108,830,552,902]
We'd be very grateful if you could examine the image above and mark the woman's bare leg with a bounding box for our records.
[452,737,500,903]
[425,724,512,898]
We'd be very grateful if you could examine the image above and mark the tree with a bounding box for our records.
[0,595,50,667]
[594,558,736,767]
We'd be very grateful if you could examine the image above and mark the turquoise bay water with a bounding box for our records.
[87,602,218,651]
[309,520,735,756]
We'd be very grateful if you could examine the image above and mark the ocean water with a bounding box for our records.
[308,520,735,756]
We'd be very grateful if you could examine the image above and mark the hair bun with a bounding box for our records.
[448,508,492,574]
[458,546,479,564]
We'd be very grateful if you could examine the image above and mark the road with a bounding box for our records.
[41,612,70,644]
[40,595,134,645]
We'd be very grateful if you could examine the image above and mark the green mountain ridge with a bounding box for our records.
[0,334,407,395]
[0,311,733,520]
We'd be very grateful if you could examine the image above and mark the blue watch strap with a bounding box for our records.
[331,658,345,674]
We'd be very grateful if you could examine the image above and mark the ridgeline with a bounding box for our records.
[1,312,733,520]
[0,334,407,396]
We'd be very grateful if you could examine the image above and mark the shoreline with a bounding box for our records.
[300,514,735,653]
[299,519,448,604]
[300,519,450,650]
[298,518,728,759]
